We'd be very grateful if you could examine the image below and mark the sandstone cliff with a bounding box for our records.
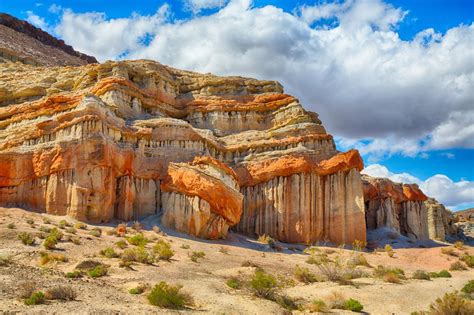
[0,59,365,244]
[362,175,455,241]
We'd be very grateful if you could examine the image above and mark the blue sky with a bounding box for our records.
[2,0,473,209]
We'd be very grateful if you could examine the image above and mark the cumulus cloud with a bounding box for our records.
[362,164,474,210]
[184,0,229,13]
[26,11,51,32]
[27,0,474,159]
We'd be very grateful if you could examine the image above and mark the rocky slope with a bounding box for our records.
[0,13,97,66]
[0,58,365,244]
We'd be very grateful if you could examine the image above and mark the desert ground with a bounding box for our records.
[0,207,473,314]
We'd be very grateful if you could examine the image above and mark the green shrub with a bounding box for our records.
[116,240,128,249]
[189,251,205,262]
[88,265,108,278]
[129,284,147,295]
[461,254,474,268]
[121,247,154,264]
[126,233,149,246]
[258,234,275,245]
[39,226,51,233]
[65,270,83,278]
[66,227,77,234]
[100,247,119,258]
[24,291,45,305]
[345,298,364,312]
[462,280,474,295]
[352,239,366,251]
[250,270,278,299]
[43,235,58,249]
[374,265,405,278]
[147,281,193,309]
[226,277,242,289]
[58,220,70,229]
[89,228,102,238]
[49,228,63,241]
[7,223,15,229]
[412,270,431,280]
[74,222,87,230]
[294,265,321,283]
[429,270,452,278]
[18,232,35,246]
[153,240,174,261]
[42,218,51,224]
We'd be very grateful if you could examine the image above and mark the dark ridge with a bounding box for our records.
[0,12,98,64]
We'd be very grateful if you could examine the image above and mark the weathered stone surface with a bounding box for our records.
[425,197,456,240]
[0,58,365,243]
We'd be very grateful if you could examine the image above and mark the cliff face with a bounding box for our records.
[362,175,455,241]
[0,59,365,244]
[0,13,97,66]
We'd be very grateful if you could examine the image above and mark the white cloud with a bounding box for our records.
[27,0,474,158]
[26,11,51,32]
[184,0,229,14]
[48,4,62,14]
[362,164,474,210]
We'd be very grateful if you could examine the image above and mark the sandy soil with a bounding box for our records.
[0,207,473,314]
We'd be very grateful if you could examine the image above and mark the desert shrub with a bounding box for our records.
[374,265,405,278]
[241,260,260,268]
[303,246,321,255]
[307,299,329,312]
[450,261,467,271]
[39,226,51,233]
[461,254,474,268]
[383,272,401,283]
[347,253,370,267]
[26,218,34,225]
[226,277,242,289]
[121,247,154,264]
[274,294,299,311]
[49,228,63,241]
[462,280,474,295]
[75,260,103,271]
[39,252,67,265]
[385,244,394,257]
[258,234,275,245]
[0,255,12,266]
[89,227,102,237]
[189,251,205,262]
[88,264,108,278]
[66,227,77,234]
[43,235,58,249]
[441,247,458,257]
[412,270,431,280]
[180,244,190,249]
[18,281,37,299]
[58,220,71,229]
[65,271,83,278]
[24,291,45,305]
[153,240,174,261]
[100,247,119,258]
[74,222,87,230]
[126,233,149,246]
[454,241,464,250]
[116,223,127,236]
[18,232,35,246]
[42,218,51,224]
[294,265,321,283]
[219,246,229,254]
[428,292,474,314]
[250,270,278,299]
[306,253,331,265]
[152,225,163,234]
[115,240,128,249]
[328,291,346,309]
[7,222,16,229]
[131,221,143,232]
[429,270,452,278]
[345,298,364,312]
[352,239,367,251]
[45,285,77,300]
[71,237,81,245]
[147,281,193,309]
[129,283,148,295]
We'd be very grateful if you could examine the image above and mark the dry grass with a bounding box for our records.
[294,265,322,283]
[45,286,77,300]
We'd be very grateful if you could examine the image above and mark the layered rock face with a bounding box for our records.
[362,175,429,240]
[425,198,456,240]
[0,58,366,243]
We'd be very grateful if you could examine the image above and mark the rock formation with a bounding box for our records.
[362,175,429,240]
[425,197,457,240]
[0,13,97,66]
[0,58,366,243]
